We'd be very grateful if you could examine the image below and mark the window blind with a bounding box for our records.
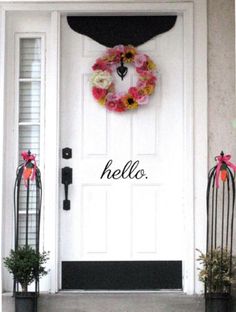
[20,38,41,79]
[19,82,41,123]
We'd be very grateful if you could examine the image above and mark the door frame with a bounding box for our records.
[0,0,207,295]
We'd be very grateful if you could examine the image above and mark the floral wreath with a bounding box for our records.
[91,45,157,112]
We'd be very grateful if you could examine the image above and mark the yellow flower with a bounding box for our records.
[104,55,116,62]
[123,46,137,63]
[98,97,106,106]
[147,59,156,71]
[142,85,155,96]
[123,94,139,110]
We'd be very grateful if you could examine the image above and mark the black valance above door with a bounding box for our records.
[67,16,177,47]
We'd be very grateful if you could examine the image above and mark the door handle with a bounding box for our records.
[62,167,73,210]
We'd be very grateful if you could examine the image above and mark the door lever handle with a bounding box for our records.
[62,167,73,210]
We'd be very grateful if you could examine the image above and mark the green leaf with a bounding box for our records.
[3,245,49,291]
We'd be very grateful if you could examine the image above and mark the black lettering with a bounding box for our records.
[100,159,147,180]
[122,160,133,179]
[100,159,113,179]
[112,169,121,179]
[129,160,139,178]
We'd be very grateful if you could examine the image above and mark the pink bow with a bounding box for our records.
[21,151,37,185]
[215,154,236,188]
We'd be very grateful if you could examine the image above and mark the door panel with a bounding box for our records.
[60,15,184,265]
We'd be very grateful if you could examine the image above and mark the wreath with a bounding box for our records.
[91,45,157,112]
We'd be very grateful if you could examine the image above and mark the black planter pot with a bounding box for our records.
[15,292,38,312]
[205,293,231,312]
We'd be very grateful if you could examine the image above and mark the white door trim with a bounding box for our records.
[43,11,61,293]
[0,0,207,295]
[182,5,194,294]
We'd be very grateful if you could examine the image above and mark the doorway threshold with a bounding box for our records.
[58,289,183,294]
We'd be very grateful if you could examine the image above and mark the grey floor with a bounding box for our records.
[3,292,206,312]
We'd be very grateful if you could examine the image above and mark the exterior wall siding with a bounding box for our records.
[208,0,235,164]
[208,0,235,294]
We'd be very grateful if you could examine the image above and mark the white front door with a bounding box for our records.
[60,15,184,288]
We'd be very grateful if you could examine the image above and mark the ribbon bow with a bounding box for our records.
[21,151,37,187]
[215,153,236,188]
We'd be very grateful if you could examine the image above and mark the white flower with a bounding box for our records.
[91,70,112,89]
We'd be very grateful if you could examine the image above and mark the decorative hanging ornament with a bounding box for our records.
[90,45,157,112]
[215,151,236,188]
[116,56,128,80]
[21,150,37,188]
[220,163,228,182]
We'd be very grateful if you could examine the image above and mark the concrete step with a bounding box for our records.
[3,292,205,312]
[3,292,236,312]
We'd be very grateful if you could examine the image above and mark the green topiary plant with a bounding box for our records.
[4,245,49,293]
[197,248,232,293]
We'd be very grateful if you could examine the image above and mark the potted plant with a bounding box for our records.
[197,248,234,312]
[4,245,49,312]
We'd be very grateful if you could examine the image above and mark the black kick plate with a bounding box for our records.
[62,261,182,290]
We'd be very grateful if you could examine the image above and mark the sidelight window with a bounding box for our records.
[16,36,44,247]
[18,37,43,162]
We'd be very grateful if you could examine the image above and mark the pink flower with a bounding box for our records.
[137,69,157,85]
[113,45,125,55]
[137,95,149,105]
[136,68,149,76]
[92,58,111,72]
[92,87,107,100]
[105,93,126,112]
[134,53,147,68]
[106,92,124,102]
[105,93,118,111]
[137,79,147,89]
[105,45,125,64]
[106,100,117,111]
[145,72,157,85]
[128,86,149,105]
[115,100,126,112]
[106,93,117,102]
[128,87,139,99]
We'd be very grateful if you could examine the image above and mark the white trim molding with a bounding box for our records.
[192,0,208,294]
[0,0,207,296]
[182,3,195,294]
[43,11,61,293]
[0,6,6,308]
